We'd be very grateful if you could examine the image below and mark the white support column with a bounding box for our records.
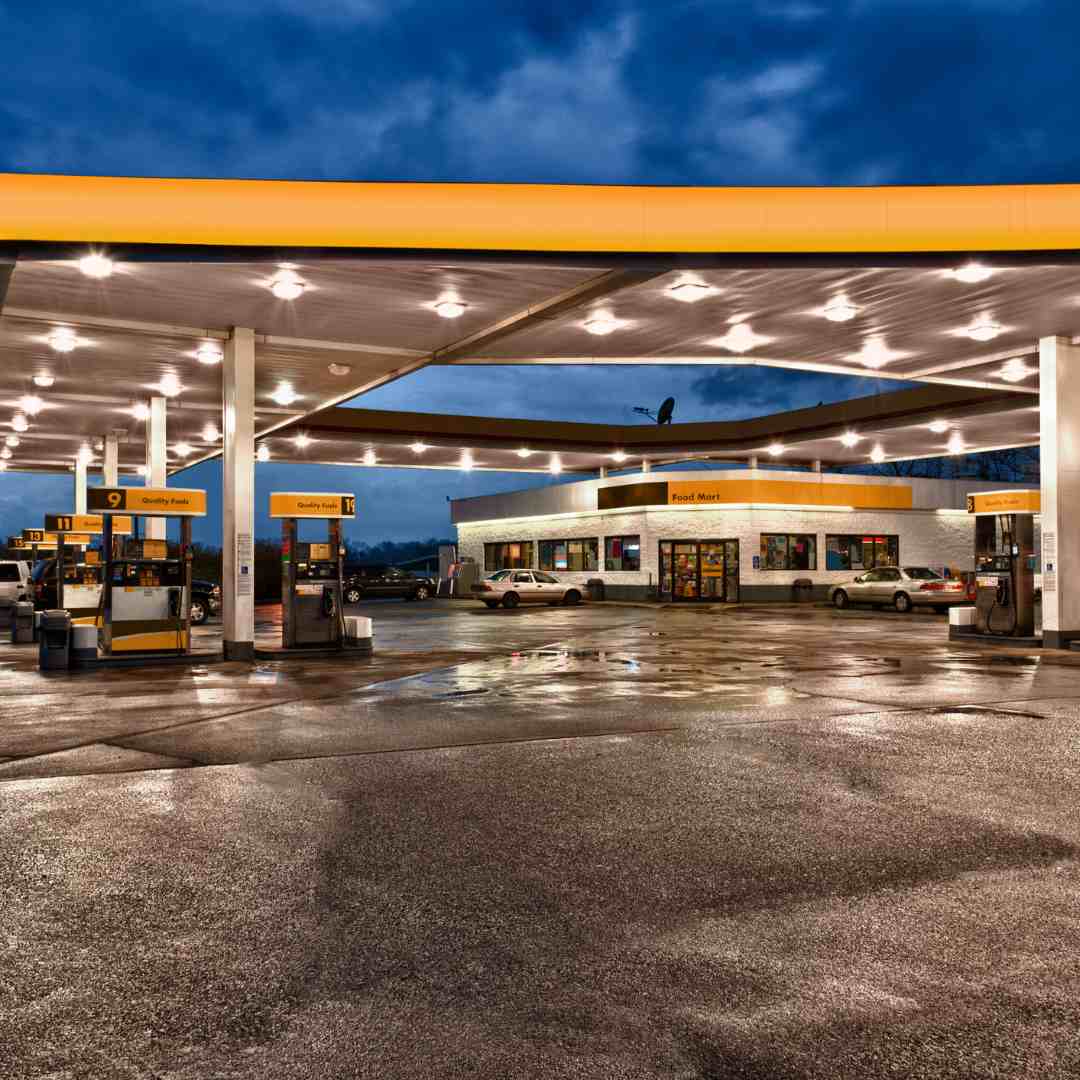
[641,458,651,474]
[222,327,256,661]
[1039,335,1080,648]
[73,456,88,514]
[146,396,168,541]
[598,465,608,479]
[812,459,822,473]
[103,433,119,488]
[749,454,759,470]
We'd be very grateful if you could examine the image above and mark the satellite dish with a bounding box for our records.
[633,397,676,425]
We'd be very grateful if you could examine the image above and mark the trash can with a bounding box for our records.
[586,578,605,602]
[343,615,374,656]
[39,610,71,671]
[13,602,35,644]
[792,578,814,603]
[70,624,98,667]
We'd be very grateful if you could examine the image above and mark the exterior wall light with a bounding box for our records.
[79,253,114,279]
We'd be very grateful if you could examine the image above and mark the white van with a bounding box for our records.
[0,561,31,611]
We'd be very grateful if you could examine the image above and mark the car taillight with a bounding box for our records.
[921,582,946,591]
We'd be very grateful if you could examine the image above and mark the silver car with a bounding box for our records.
[473,569,584,609]
[830,566,970,613]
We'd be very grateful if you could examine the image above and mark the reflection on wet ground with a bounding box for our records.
[5,601,1080,1078]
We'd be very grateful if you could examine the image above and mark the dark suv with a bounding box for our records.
[343,564,436,604]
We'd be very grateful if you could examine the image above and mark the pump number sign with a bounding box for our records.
[88,487,207,517]
[45,513,133,534]
[269,493,356,519]
[22,530,93,546]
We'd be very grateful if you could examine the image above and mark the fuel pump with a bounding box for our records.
[270,492,356,650]
[968,490,1038,638]
[44,513,132,626]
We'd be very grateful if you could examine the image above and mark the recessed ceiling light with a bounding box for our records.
[946,432,965,455]
[196,343,223,365]
[269,268,305,301]
[0,448,10,460]
[434,299,467,319]
[839,431,862,448]
[17,395,44,416]
[960,314,1003,342]
[362,448,377,467]
[158,374,182,398]
[131,402,151,421]
[294,433,312,448]
[847,334,909,369]
[516,447,533,459]
[328,362,352,377]
[271,381,299,406]
[136,464,149,477]
[256,444,271,463]
[611,450,627,463]
[33,374,55,388]
[668,281,712,303]
[928,419,950,434]
[947,262,993,284]
[870,444,886,463]
[173,443,193,458]
[999,357,1035,383]
[47,327,80,353]
[5,435,19,448]
[10,414,28,432]
[713,322,773,354]
[202,423,221,442]
[460,450,474,471]
[93,439,104,451]
[584,312,620,336]
[821,295,859,322]
[78,253,114,279]
[410,441,428,454]
[767,442,785,456]
[549,455,562,474]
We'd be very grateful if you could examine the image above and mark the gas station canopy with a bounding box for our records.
[2,175,1074,477]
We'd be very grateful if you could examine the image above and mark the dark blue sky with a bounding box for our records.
[1,0,1071,545]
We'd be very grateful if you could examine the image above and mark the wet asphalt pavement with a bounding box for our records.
[4,600,1080,1078]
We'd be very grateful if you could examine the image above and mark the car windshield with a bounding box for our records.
[487,570,513,581]
[903,567,942,580]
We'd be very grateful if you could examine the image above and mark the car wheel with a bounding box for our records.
[189,599,208,625]
[833,590,849,610]
[502,592,520,609]
[344,587,362,604]
[415,585,431,600]
[894,592,912,613]
[563,590,581,606]
[484,601,499,609]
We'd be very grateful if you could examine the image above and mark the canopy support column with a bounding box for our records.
[1039,335,1080,648]
[222,326,256,661]
[73,455,87,514]
[146,396,167,541]
[103,433,119,487]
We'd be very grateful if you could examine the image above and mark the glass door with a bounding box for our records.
[659,539,740,601]
[673,543,699,600]
[660,542,673,599]
[723,540,739,602]
[700,541,726,600]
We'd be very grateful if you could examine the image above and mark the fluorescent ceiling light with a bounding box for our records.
[668,281,712,303]
[196,343,222,365]
[839,431,861,448]
[10,414,28,432]
[713,322,773,354]
[78,253,114,279]
[362,449,377,466]
[410,441,428,454]
[928,419,950,434]
[584,313,620,336]
[47,327,79,353]
[18,395,44,416]
[869,444,886,463]
[294,433,312,448]
[256,444,270,463]
[767,442,784,456]
[158,374,182,398]
[999,357,1034,383]
[947,263,993,284]
[848,334,909,369]
[271,381,299,406]
[33,374,55,388]
[270,268,305,301]
[172,443,193,458]
[821,295,859,322]
[960,314,1003,342]
[946,432,965,455]
[434,299,467,319]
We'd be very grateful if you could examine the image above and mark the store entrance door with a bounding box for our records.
[659,539,739,602]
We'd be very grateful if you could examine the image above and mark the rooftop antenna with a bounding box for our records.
[633,396,675,425]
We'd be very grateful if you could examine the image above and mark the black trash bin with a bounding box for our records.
[39,609,71,671]
[792,578,814,603]
[586,578,605,602]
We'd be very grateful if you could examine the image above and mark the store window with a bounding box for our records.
[825,535,899,571]
[604,535,641,571]
[760,533,817,571]
[538,538,599,572]
[484,541,534,571]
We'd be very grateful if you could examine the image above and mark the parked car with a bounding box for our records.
[343,564,436,603]
[0,560,30,611]
[830,566,969,613]
[30,560,220,625]
[472,569,584,609]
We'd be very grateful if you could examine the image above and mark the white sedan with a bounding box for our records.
[473,569,584,609]
[830,566,970,613]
